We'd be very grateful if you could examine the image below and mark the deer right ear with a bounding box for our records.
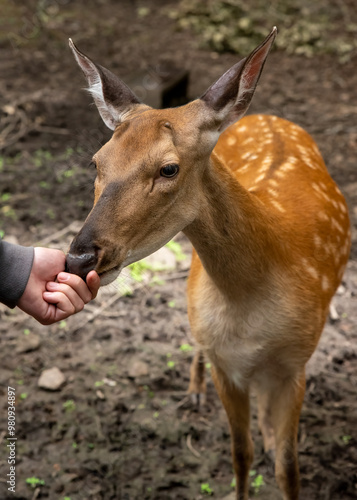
[69,39,143,130]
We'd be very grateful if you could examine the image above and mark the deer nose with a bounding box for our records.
[65,251,98,281]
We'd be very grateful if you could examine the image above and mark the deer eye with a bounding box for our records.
[160,164,179,178]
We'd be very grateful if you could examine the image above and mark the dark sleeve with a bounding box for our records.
[0,238,34,308]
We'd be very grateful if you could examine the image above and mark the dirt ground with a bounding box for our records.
[0,1,356,499]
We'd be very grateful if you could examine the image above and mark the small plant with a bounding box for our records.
[129,260,152,282]
[63,399,76,412]
[1,193,11,202]
[168,300,176,308]
[20,393,28,400]
[201,482,214,495]
[165,240,186,260]
[341,435,352,444]
[167,360,175,369]
[23,328,30,335]
[94,380,105,387]
[180,343,193,352]
[26,477,45,488]
[251,474,264,494]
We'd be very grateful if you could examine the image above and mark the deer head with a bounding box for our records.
[66,29,276,285]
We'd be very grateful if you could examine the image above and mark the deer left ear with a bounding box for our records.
[200,27,277,133]
[69,39,145,130]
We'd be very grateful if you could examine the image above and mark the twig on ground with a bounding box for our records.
[186,433,201,458]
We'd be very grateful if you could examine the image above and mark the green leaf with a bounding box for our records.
[201,482,214,495]
[26,477,45,487]
[180,343,193,352]
[165,240,186,260]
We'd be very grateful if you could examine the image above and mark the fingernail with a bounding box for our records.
[58,272,70,282]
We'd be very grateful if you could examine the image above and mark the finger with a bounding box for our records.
[44,284,85,313]
[56,272,93,303]
[86,270,101,299]
[43,291,84,318]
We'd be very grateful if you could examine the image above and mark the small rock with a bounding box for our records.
[128,360,149,378]
[38,367,66,391]
[16,333,41,354]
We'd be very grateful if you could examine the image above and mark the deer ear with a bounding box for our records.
[201,27,277,132]
[69,39,143,130]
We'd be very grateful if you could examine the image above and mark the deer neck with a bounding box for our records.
[183,153,281,299]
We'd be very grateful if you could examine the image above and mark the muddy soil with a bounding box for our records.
[0,1,356,499]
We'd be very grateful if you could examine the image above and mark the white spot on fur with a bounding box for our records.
[339,202,347,214]
[302,258,319,280]
[331,217,344,234]
[314,234,322,248]
[268,188,278,198]
[255,173,265,183]
[268,179,278,188]
[280,162,295,172]
[275,169,286,179]
[227,136,237,146]
[321,275,331,292]
[270,199,285,213]
[317,211,329,222]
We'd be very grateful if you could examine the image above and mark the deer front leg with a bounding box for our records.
[188,350,206,405]
[256,370,306,500]
[211,366,253,500]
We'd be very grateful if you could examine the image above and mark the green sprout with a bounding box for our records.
[63,400,76,412]
[94,380,104,387]
[168,300,176,308]
[201,482,214,495]
[153,411,159,419]
[26,477,45,488]
[251,474,264,494]
[341,435,352,444]
[167,360,175,369]
[20,393,28,400]
[180,343,193,352]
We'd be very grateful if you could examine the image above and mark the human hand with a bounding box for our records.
[18,247,100,325]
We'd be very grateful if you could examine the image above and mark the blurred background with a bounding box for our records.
[0,1,356,499]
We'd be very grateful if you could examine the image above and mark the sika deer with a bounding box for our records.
[66,28,351,499]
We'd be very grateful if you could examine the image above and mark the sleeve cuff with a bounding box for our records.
[0,241,34,308]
